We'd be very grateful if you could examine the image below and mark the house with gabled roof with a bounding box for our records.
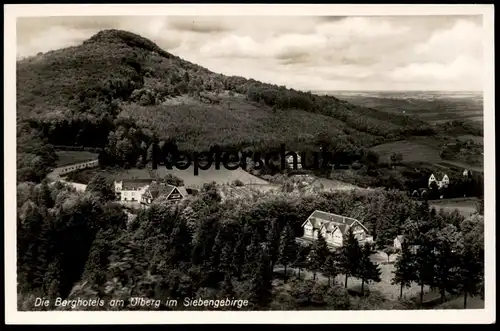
[428,173,450,189]
[140,182,187,209]
[300,210,373,248]
[393,234,420,253]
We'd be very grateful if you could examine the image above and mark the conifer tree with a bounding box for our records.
[357,242,381,294]
[456,217,484,309]
[249,248,273,308]
[266,219,281,271]
[433,225,462,303]
[308,231,329,280]
[340,228,362,288]
[244,233,262,277]
[293,245,310,279]
[232,233,247,280]
[277,224,298,279]
[323,254,339,286]
[392,241,416,299]
[457,240,483,309]
[219,241,234,276]
[414,235,437,307]
[167,218,193,264]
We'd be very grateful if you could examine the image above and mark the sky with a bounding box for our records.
[16,15,484,91]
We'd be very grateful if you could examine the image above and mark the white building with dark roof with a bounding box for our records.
[114,179,151,202]
[300,210,373,248]
[114,179,187,208]
[428,173,450,189]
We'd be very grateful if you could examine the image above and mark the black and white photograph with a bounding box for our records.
[5,4,495,324]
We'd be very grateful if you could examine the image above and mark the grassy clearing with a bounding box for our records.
[64,164,272,189]
[370,140,442,164]
[429,198,479,218]
[153,165,270,189]
[55,151,98,167]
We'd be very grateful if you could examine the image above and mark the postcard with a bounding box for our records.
[4,3,495,324]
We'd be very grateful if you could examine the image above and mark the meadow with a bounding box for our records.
[55,151,98,167]
[65,164,271,189]
[429,198,479,218]
[370,140,442,164]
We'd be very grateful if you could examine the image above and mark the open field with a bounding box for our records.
[154,165,270,189]
[429,198,479,218]
[370,140,442,164]
[328,90,483,124]
[55,151,98,167]
[457,135,484,145]
[64,165,272,188]
[315,177,368,191]
[438,160,484,173]
[370,137,483,174]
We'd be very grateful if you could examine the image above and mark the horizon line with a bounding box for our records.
[313,90,483,93]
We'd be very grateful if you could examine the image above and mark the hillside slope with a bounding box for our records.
[17,29,435,181]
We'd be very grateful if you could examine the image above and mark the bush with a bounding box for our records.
[351,161,362,170]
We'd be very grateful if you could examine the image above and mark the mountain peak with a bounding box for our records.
[84,29,173,58]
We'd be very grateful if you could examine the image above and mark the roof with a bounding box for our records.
[117,179,151,190]
[146,182,187,199]
[396,235,405,243]
[302,210,367,235]
[147,182,175,198]
[219,185,259,201]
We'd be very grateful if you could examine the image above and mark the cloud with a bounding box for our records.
[389,55,482,83]
[414,19,483,63]
[16,15,484,91]
[166,17,231,34]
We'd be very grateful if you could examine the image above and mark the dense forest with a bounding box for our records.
[17,29,440,183]
[17,178,484,310]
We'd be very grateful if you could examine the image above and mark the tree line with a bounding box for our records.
[393,202,484,308]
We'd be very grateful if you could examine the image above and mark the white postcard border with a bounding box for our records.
[4,4,495,325]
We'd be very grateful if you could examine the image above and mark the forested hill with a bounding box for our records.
[17,29,435,182]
